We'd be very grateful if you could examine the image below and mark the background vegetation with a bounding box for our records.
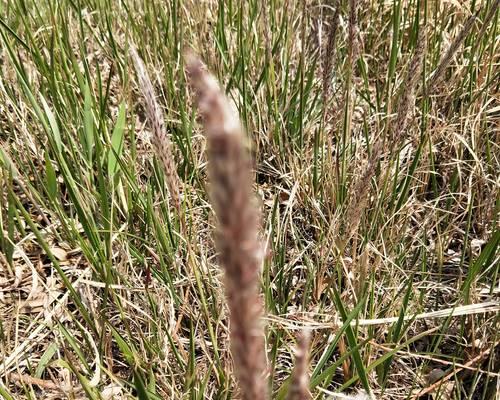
[0,0,498,398]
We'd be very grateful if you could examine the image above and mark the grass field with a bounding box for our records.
[0,0,499,399]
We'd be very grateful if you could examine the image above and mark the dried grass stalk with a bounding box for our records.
[287,331,311,400]
[427,0,499,94]
[344,27,427,246]
[321,0,340,111]
[348,0,360,70]
[129,46,181,212]
[391,28,427,148]
[471,0,500,57]
[427,11,477,93]
[262,3,272,66]
[185,53,267,400]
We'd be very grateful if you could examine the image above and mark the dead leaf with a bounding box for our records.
[50,247,67,261]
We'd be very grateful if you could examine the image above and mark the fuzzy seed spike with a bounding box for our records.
[185,52,268,400]
[129,45,181,212]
